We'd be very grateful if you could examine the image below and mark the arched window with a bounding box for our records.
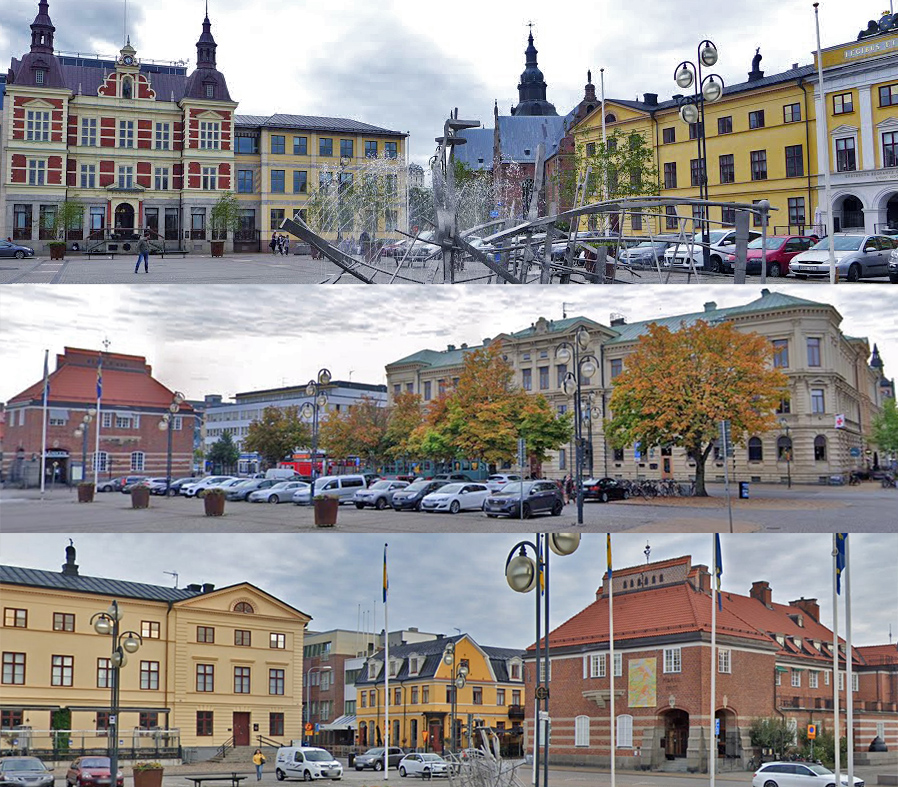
[233,601,254,614]
[122,77,132,99]
[777,436,793,461]
[814,435,827,461]
[748,437,763,462]
[617,714,634,748]
[574,715,590,747]
[605,113,617,123]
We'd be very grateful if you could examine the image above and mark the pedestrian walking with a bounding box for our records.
[283,235,290,256]
[269,233,277,254]
[134,232,150,273]
[253,749,266,781]
[359,230,370,262]
[565,475,574,503]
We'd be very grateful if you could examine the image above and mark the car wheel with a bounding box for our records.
[521,503,532,519]
[623,490,630,500]
[709,256,722,273]
[768,262,781,277]
[551,500,563,516]
[600,491,609,503]
[374,762,383,772]
[399,768,407,778]
[355,502,365,509]
[375,497,388,510]
[269,495,279,504]
[889,274,898,284]
[847,263,861,282]
[423,770,432,781]
[15,250,25,259]
[764,781,778,787]
[276,771,285,782]
[449,500,461,514]
[304,771,313,781]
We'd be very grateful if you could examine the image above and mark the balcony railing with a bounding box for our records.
[0,728,181,759]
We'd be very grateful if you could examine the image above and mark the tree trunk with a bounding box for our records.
[691,442,714,497]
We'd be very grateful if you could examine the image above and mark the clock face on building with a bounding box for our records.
[123,55,134,65]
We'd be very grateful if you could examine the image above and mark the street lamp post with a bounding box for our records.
[584,393,603,479]
[73,409,97,483]
[91,601,142,787]
[780,419,792,490]
[555,328,599,525]
[504,534,581,787]
[302,369,332,506]
[674,41,724,272]
[157,391,185,495]
[442,641,469,753]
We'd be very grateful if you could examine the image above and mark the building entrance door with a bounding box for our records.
[427,719,442,752]
[233,712,250,746]
[114,203,135,234]
[662,709,689,759]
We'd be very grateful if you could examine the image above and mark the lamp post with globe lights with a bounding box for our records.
[674,41,724,272]
[157,392,185,495]
[302,369,331,506]
[90,601,142,787]
[442,640,469,752]
[73,408,97,482]
[504,534,580,787]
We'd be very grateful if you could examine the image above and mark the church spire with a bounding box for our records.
[30,0,55,54]
[512,27,557,117]
[196,5,217,68]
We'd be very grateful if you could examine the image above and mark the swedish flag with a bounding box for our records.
[96,358,103,400]
[835,534,847,595]
[715,534,723,610]
[606,534,612,579]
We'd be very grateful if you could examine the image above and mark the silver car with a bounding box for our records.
[353,479,409,509]
[789,233,893,281]
[888,246,898,283]
[0,758,54,787]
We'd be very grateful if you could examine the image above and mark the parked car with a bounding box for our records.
[583,477,631,502]
[265,468,299,481]
[380,239,411,258]
[354,747,406,771]
[249,480,309,503]
[398,753,450,779]
[485,473,522,493]
[750,762,864,787]
[889,246,898,283]
[483,480,565,518]
[166,476,196,496]
[120,476,151,493]
[0,757,54,787]
[789,233,893,281]
[66,758,123,787]
[663,228,762,272]
[274,747,343,782]
[430,472,473,483]
[353,479,409,509]
[227,478,280,501]
[391,479,449,511]
[292,474,368,505]
[96,477,125,492]
[181,476,235,497]
[0,239,35,259]
[145,477,172,495]
[405,231,441,261]
[421,482,490,513]
[618,237,680,268]
[723,234,818,277]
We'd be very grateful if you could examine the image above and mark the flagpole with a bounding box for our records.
[40,349,50,499]
[813,2,837,284]
[832,535,841,787]
[607,535,615,787]
[93,356,103,495]
[845,537,854,787]
[383,544,389,778]
[600,67,608,236]
[710,536,717,787]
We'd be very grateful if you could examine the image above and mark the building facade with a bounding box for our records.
[522,554,898,770]
[0,544,311,755]
[3,347,195,485]
[385,290,893,483]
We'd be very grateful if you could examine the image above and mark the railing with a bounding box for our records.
[216,736,235,760]
[0,728,181,759]
[255,735,284,749]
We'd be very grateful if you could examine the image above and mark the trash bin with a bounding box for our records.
[348,754,355,768]
[738,482,749,499]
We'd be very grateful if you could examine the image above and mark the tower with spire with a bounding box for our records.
[183,5,232,101]
[511,30,557,117]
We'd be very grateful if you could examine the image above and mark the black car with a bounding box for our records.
[0,240,35,259]
[391,479,449,511]
[167,476,197,496]
[583,477,630,502]
[483,480,565,518]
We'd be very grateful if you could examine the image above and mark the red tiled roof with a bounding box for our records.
[857,644,898,665]
[610,556,691,580]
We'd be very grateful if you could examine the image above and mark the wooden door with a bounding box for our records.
[233,712,250,746]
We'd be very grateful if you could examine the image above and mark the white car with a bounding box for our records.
[182,476,236,497]
[485,473,522,493]
[663,229,761,272]
[274,747,343,781]
[420,482,490,514]
[249,481,309,504]
[398,753,450,779]
[751,762,864,787]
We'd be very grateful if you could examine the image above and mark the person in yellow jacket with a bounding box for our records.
[253,749,266,781]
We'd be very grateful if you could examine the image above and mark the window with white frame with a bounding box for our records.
[199,121,220,150]
[130,452,144,471]
[155,122,170,150]
[809,671,818,688]
[538,661,552,682]
[852,673,858,692]
[589,654,605,678]
[81,117,97,146]
[202,166,217,190]
[102,412,113,428]
[663,647,681,673]
[172,415,183,430]
[154,167,169,190]
[118,165,134,189]
[718,649,731,674]
[787,718,798,744]
[93,451,109,472]
[80,164,96,188]
[367,662,379,680]
[792,670,801,687]
[28,159,46,185]
[775,670,782,686]
[617,714,634,748]
[614,653,622,677]
[574,715,590,747]
[26,109,51,141]
[824,671,830,686]
[118,120,134,148]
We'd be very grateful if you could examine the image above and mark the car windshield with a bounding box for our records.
[370,481,393,490]
[693,230,730,244]
[3,761,46,772]
[813,236,863,251]
[634,241,666,249]
[304,751,334,762]
[747,237,787,249]
[806,765,832,776]
[439,483,465,494]
[405,480,431,491]
[80,759,110,768]
[420,755,443,762]
[365,749,384,756]
[496,482,529,495]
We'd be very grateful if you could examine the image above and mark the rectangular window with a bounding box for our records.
[25,109,51,141]
[141,621,160,639]
[234,666,251,694]
[719,154,734,184]
[783,103,801,123]
[80,164,96,188]
[271,170,285,193]
[617,715,633,748]
[575,716,590,747]
[191,209,206,239]
[718,649,731,673]
[884,132,898,168]
[365,140,378,158]
[750,150,767,180]
[836,138,856,172]
[538,366,549,390]
[270,208,284,230]
[773,340,789,368]
[235,629,251,646]
[51,655,74,686]
[2,653,26,685]
[201,166,217,190]
[880,84,898,107]
[155,122,170,150]
[118,120,134,148]
[197,625,215,643]
[792,670,801,687]
[663,647,681,674]
[140,661,160,690]
[688,122,702,141]
[4,608,27,628]
[2,710,24,728]
[522,368,532,391]
[833,92,854,114]
[236,136,259,154]
[154,167,169,190]
[270,135,285,154]
[810,671,819,689]
[718,116,732,135]
[807,337,821,367]
[496,688,505,705]
[28,159,46,186]
[665,205,678,229]
[196,711,213,737]
[319,138,333,157]
[270,668,285,695]
[662,127,675,144]
[610,358,623,379]
[138,712,159,730]
[53,612,75,631]
[512,689,521,705]
[785,145,804,177]
[590,654,606,678]
[199,121,220,150]
[118,165,133,189]
[81,117,97,146]
[293,136,307,155]
[235,169,253,193]
[96,657,111,688]
[690,158,704,187]
[270,632,286,649]
[811,388,826,414]
[384,141,398,159]
[749,110,765,129]
[270,713,284,737]
[293,170,307,193]
[663,162,677,189]
[614,653,622,677]
[340,139,354,159]
[788,197,805,227]
[196,664,214,692]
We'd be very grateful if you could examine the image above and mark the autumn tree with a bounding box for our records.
[411,392,458,464]
[319,396,390,468]
[385,391,424,461]
[243,406,311,468]
[605,320,788,496]
[871,397,898,461]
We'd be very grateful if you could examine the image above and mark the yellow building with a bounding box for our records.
[0,544,310,756]
[232,115,408,252]
[354,634,525,754]
[572,18,898,246]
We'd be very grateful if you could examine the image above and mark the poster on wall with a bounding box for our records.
[628,657,657,708]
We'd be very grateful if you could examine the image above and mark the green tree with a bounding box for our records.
[385,391,424,461]
[210,192,242,241]
[519,396,574,464]
[796,721,847,769]
[749,717,795,760]
[243,406,311,468]
[409,186,435,231]
[41,201,84,242]
[606,320,789,496]
[206,430,239,474]
[871,397,898,460]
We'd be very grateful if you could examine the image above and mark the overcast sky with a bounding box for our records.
[1,284,895,404]
[0,0,883,165]
[0,532,895,648]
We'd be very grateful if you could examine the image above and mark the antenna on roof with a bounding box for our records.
[562,302,575,319]
[164,571,179,588]
[644,541,651,564]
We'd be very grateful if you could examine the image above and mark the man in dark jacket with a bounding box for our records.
[134,233,150,273]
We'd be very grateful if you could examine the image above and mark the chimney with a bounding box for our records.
[483,337,492,346]
[461,343,468,349]
[751,580,773,608]
[202,582,215,593]
[694,564,711,593]
[704,301,717,312]
[186,583,202,592]
[61,540,79,577]
[447,344,456,352]
[643,93,658,106]
[790,597,820,623]
[792,63,799,70]
[610,314,627,327]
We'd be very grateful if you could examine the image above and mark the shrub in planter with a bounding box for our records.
[314,494,339,527]
[77,482,95,503]
[48,241,66,260]
[133,762,163,787]
[131,484,150,509]
[204,487,226,517]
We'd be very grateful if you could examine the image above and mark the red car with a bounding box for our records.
[725,235,818,277]
[66,757,124,787]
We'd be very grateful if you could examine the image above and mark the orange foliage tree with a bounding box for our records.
[605,320,788,496]
[319,395,390,468]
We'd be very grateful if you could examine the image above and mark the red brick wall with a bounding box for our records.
[47,155,63,185]
[67,114,78,146]
[99,159,115,187]
[66,159,77,187]
[11,154,26,183]
[100,117,116,147]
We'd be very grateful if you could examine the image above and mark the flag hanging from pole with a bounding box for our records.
[714,534,723,610]
[606,534,612,579]
[42,350,50,402]
[835,533,847,595]
[538,538,545,596]
[96,357,103,400]
[382,543,389,603]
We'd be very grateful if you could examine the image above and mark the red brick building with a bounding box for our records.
[3,347,194,485]
[524,555,898,771]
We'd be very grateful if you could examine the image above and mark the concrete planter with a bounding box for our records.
[77,484,94,503]
[314,496,339,527]
[204,491,226,516]
[49,244,65,260]
[131,486,150,509]
[211,240,225,257]
[133,769,163,787]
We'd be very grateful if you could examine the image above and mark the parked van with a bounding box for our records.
[274,747,343,781]
[266,468,297,481]
[313,474,367,503]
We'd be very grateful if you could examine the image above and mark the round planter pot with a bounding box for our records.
[314,496,339,527]
[131,486,150,509]
[204,493,226,517]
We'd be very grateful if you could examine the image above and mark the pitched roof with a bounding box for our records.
[234,114,405,136]
[454,116,567,170]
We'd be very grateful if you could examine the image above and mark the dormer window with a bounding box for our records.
[367,661,379,680]
[35,69,46,85]
[389,660,399,678]
[205,83,215,99]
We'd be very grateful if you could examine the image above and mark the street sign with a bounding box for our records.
[305,723,313,733]
[314,723,320,733]
[850,447,861,457]
[720,420,734,457]
[715,719,720,736]
[535,686,549,700]
[807,724,817,740]
[490,210,499,218]
[518,438,527,468]
[835,413,846,429]
[634,441,642,461]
